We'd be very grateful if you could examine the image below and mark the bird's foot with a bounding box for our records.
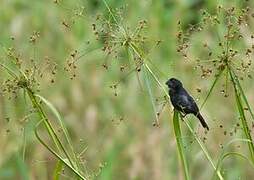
[179,113,187,120]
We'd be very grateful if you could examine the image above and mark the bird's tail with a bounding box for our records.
[196,113,209,130]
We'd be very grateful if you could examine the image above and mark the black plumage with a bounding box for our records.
[166,78,209,130]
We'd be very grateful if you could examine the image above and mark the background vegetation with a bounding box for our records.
[1,0,254,179]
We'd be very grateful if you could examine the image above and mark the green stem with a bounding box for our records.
[200,69,224,110]
[183,119,224,180]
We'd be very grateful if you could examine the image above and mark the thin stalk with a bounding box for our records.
[200,69,224,110]
[183,119,224,180]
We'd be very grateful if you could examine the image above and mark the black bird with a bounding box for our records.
[166,78,209,130]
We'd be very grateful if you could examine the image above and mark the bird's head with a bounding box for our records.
[165,78,183,90]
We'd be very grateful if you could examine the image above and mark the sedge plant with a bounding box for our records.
[0,36,88,179]
[94,1,225,179]
[177,4,254,178]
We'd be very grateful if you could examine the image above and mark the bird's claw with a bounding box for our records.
[179,112,187,120]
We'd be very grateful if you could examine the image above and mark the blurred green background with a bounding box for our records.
[1,0,254,179]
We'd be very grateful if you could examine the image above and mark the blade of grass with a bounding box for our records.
[35,94,79,169]
[26,89,77,171]
[229,68,254,163]
[26,89,62,153]
[143,68,160,126]
[200,69,224,110]
[173,110,190,180]
[35,95,73,147]
[35,120,87,180]
[234,90,254,160]
[231,69,254,121]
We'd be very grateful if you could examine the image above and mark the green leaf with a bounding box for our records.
[144,68,160,126]
[173,110,191,180]
[34,121,87,180]
[35,94,77,165]
[231,69,254,121]
[229,68,254,163]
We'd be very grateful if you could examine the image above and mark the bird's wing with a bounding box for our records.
[187,95,199,113]
[177,93,199,114]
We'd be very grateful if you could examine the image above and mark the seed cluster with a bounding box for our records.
[92,7,161,98]
[1,33,58,99]
[64,49,78,80]
[176,5,254,96]
[92,15,148,60]
[54,0,85,29]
